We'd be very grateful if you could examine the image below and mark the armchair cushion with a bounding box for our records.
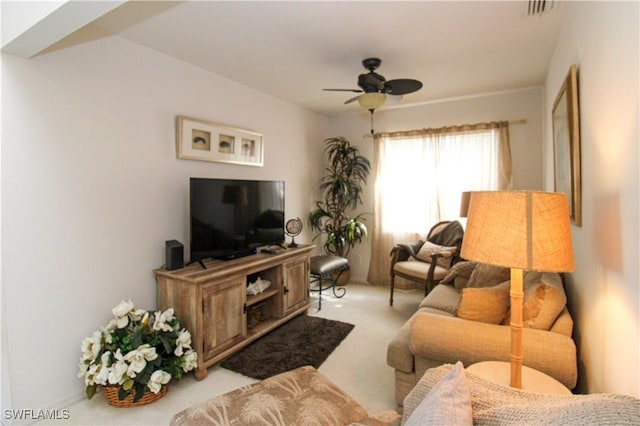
[415,241,457,268]
[456,281,510,324]
[394,260,449,282]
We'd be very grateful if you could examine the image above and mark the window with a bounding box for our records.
[377,127,505,232]
[367,121,512,285]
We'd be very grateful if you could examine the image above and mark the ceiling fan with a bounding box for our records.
[324,57,423,111]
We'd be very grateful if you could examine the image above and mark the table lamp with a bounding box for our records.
[460,190,574,388]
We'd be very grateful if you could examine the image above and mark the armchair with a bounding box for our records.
[389,220,464,305]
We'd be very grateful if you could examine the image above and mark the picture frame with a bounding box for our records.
[552,64,581,226]
[176,116,264,167]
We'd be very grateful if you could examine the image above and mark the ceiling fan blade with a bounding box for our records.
[323,88,363,93]
[383,79,423,95]
[344,94,362,104]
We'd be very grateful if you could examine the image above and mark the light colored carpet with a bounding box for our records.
[41,283,420,425]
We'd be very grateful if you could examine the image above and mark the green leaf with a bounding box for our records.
[85,384,97,400]
[131,327,142,349]
[123,378,134,391]
[132,383,146,403]
[134,362,154,386]
[159,334,174,355]
[118,386,129,401]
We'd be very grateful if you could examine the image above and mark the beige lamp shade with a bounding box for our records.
[461,191,574,272]
[358,92,386,111]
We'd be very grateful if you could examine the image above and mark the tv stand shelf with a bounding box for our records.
[154,244,313,380]
[247,287,280,306]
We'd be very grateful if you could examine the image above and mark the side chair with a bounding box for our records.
[389,220,464,306]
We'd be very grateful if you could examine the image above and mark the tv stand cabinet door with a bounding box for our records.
[283,256,310,314]
[201,276,246,361]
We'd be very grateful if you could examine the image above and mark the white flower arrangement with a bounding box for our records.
[78,300,197,402]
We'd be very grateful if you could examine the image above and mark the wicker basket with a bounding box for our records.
[102,384,168,407]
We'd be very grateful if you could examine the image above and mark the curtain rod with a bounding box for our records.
[363,119,528,138]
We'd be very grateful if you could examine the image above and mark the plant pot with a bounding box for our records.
[102,384,168,407]
[333,267,350,287]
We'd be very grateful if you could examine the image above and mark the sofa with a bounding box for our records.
[170,363,639,426]
[387,261,578,408]
[402,362,639,425]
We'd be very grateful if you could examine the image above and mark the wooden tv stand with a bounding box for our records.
[154,244,314,380]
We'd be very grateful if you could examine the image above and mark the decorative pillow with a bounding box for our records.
[467,263,511,288]
[503,272,567,330]
[456,281,510,324]
[415,241,457,268]
[404,361,473,426]
[419,284,461,315]
[440,261,477,289]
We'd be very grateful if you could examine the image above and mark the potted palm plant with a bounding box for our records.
[309,137,371,278]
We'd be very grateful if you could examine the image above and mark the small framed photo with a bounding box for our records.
[176,116,264,166]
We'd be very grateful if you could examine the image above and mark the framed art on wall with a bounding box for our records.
[552,64,581,226]
[176,116,264,167]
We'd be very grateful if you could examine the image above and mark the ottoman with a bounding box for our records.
[310,255,349,310]
[170,366,399,425]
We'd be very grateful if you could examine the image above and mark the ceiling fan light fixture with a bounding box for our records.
[358,92,386,111]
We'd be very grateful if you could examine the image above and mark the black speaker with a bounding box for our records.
[165,240,184,271]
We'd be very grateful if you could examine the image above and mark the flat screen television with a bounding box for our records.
[190,178,285,262]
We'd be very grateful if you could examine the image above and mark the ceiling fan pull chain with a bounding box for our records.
[370,110,375,135]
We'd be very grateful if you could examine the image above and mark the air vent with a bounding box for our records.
[526,0,555,16]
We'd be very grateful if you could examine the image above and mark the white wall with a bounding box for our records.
[544,2,639,397]
[1,1,65,46]
[1,34,329,412]
[327,88,545,282]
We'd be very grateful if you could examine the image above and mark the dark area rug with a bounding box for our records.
[220,315,355,380]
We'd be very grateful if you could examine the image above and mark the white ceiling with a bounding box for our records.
[76,1,564,116]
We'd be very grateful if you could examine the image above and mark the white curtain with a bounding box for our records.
[367,121,513,286]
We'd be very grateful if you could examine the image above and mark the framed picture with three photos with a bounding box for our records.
[176,116,264,167]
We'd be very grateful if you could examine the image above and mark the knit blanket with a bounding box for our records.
[403,364,640,425]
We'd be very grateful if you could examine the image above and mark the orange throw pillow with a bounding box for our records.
[456,281,510,324]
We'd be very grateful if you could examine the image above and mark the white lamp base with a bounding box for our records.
[466,361,571,396]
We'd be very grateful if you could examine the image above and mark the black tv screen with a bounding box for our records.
[190,178,285,261]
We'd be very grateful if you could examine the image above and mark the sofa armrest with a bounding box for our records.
[402,363,640,425]
[409,312,577,389]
